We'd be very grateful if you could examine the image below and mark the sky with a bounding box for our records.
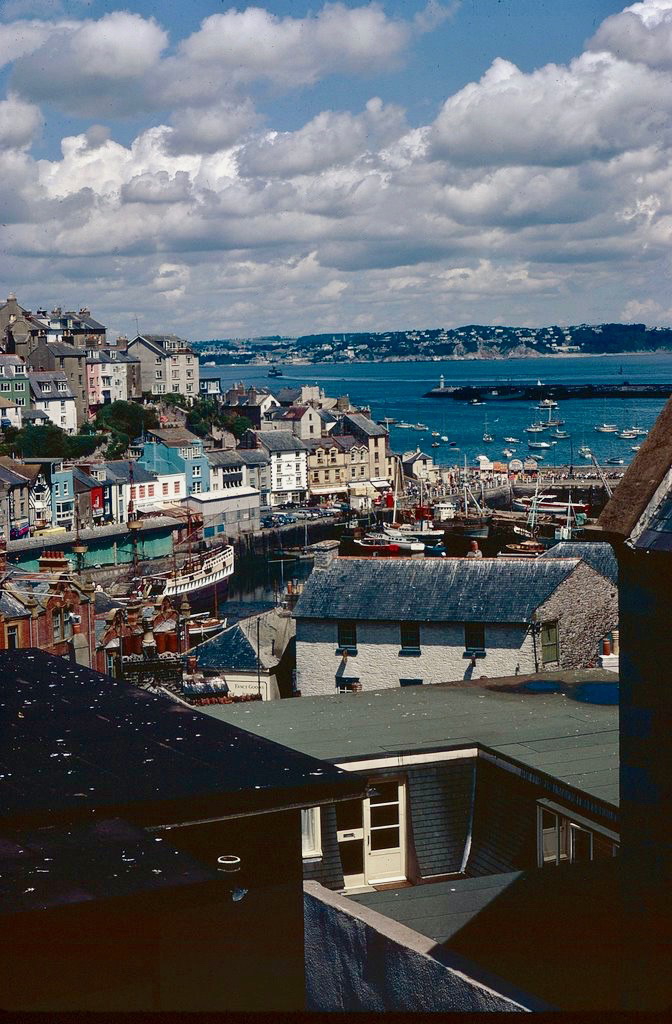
[0,0,671,340]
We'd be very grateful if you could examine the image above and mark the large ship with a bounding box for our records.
[127,545,235,607]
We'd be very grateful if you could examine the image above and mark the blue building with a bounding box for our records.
[137,427,210,495]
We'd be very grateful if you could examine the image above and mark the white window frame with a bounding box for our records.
[536,800,619,868]
[301,807,322,859]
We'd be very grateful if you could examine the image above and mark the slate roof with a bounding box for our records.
[0,590,29,618]
[403,450,432,464]
[332,434,366,452]
[337,412,387,438]
[72,467,98,491]
[255,431,306,453]
[41,341,86,358]
[129,335,165,358]
[274,387,302,404]
[196,623,260,672]
[20,409,50,422]
[237,449,270,466]
[147,427,202,447]
[207,450,246,468]
[541,541,618,585]
[598,395,672,539]
[293,556,581,623]
[0,648,364,830]
[197,670,619,806]
[103,460,157,485]
[0,464,30,487]
[281,405,309,421]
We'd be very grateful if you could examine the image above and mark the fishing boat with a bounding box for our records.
[617,428,638,439]
[128,545,235,604]
[500,539,546,558]
[353,534,401,556]
[512,495,589,517]
[384,522,445,544]
[378,529,426,553]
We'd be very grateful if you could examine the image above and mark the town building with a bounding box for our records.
[128,334,199,400]
[184,486,260,538]
[293,553,618,696]
[26,342,88,425]
[239,430,307,506]
[237,449,272,508]
[305,437,349,501]
[199,373,222,398]
[261,404,322,440]
[138,428,209,496]
[221,385,280,428]
[0,354,30,418]
[0,461,31,539]
[90,460,184,523]
[85,349,141,411]
[402,448,438,484]
[0,396,20,429]
[27,370,78,433]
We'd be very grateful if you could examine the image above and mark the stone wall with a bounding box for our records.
[303,880,542,1011]
[296,618,536,696]
[535,562,618,671]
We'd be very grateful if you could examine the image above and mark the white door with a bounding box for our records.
[364,779,406,885]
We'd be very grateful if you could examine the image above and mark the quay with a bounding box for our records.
[424,381,672,401]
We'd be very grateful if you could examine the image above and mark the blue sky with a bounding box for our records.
[1,1,671,338]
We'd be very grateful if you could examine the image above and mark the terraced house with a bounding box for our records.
[128,333,199,400]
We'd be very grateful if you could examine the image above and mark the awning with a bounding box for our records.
[309,484,348,494]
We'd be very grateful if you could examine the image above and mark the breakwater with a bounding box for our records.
[424,382,672,401]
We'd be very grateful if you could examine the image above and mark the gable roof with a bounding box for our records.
[541,541,618,585]
[281,405,310,421]
[598,396,672,539]
[207,450,246,468]
[403,450,432,464]
[195,623,260,673]
[103,460,157,485]
[338,412,386,438]
[293,556,581,624]
[146,427,201,447]
[129,335,166,358]
[237,449,270,466]
[255,431,306,453]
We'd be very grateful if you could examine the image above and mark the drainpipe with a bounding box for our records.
[257,615,262,698]
[531,621,540,673]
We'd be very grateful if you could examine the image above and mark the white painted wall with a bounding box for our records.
[269,450,307,501]
[35,396,78,434]
[295,618,536,696]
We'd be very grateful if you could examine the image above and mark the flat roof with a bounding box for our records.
[198,672,619,807]
[0,650,364,830]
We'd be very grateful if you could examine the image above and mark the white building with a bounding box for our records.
[28,371,78,434]
[292,553,618,697]
[240,430,307,506]
[92,460,186,523]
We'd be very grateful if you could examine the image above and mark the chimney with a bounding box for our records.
[311,539,339,570]
[38,550,71,573]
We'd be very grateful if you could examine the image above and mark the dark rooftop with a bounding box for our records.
[337,412,387,438]
[0,650,363,831]
[540,540,618,584]
[197,671,619,806]
[255,431,306,453]
[147,428,202,447]
[196,623,259,673]
[293,556,582,624]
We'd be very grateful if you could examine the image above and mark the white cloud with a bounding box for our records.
[431,52,672,167]
[589,0,672,70]
[166,99,261,156]
[238,99,407,178]
[0,93,42,149]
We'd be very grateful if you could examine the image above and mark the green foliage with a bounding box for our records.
[184,396,251,440]
[0,423,102,459]
[95,400,158,441]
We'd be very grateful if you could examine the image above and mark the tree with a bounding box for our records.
[95,401,158,441]
[0,423,101,459]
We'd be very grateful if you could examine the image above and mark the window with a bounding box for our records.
[0,382,9,392]
[192,465,202,478]
[7,625,19,650]
[464,622,485,652]
[337,620,357,652]
[173,481,180,494]
[400,678,423,687]
[336,677,360,692]
[15,398,25,407]
[54,483,60,496]
[192,481,202,494]
[148,484,154,497]
[301,807,322,858]
[138,485,145,498]
[162,482,168,496]
[541,621,559,664]
[57,382,66,392]
[52,609,63,643]
[400,622,420,652]
[537,802,619,868]
[155,370,162,379]
[130,486,137,499]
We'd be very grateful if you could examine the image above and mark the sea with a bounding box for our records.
[204,351,672,470]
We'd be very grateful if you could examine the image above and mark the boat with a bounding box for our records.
[431,441,440,447]
[353,534,401,556]
[578,444,591,457]
[186,615,228,644]
[431,431,440,437]
[552,429,569,439]
[416,423,429,431]
[470,399,484,406]
[503,436,520,443]
[449,440,459,447]
[502,448,514,458]
[528,440,552,449]
[397,422,415,429]
[537,399,558,409]
[441,435,449,442]
[512,495,589,516]
[500,539,546,558]
[268,366,283,377]
[631,445,641,452]
[617,429,638,439]
[356,532,424,555]
[605,457,625,465]
[129,545,235,603]
[424,542,447,558]
[482,415,494,443]
[595,423,618,433]
[384,522,445,544]
[525,422,546,434]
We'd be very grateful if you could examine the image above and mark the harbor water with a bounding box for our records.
[207,352,672,469]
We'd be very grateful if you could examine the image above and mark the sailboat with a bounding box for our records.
[594,399,617,433]
[482,415,494,443]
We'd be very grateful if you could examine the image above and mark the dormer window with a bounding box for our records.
[41,383,51,393]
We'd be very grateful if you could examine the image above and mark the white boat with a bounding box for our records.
[502,448,514,458]
[525,423,546,434]
[364,531,424,553]
[528,440,552,449]
[552,429,569,438]
[416,423,429,431]
[431,441,440,447]
[132,545,234,601]
[595,423,618,433]
[578,444,591,456]
[470,399,484,405]
[503,436,520,443]
[441,435,449,442]
[632,427,648,436]
[605,457,625,465]
[512,495,588,516]
[537,398,558,409]
[617,429,638,439]
[431,431,440,437]
[482,415,494,443]
[631,445,641,452]
[385,523,444,544]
